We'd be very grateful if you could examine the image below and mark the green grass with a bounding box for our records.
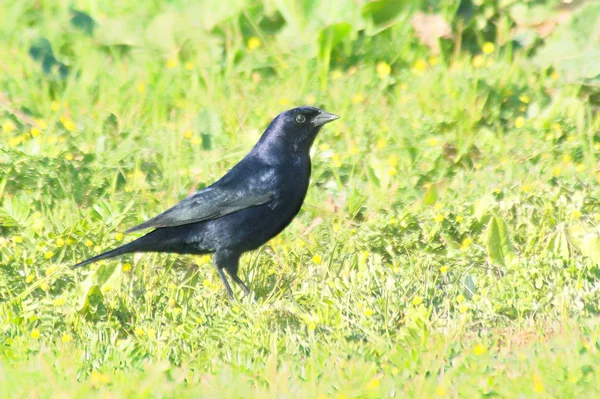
[2,1,600,397]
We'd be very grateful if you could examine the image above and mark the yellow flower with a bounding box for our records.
[376,139,386,149]
[388,168,397,176]
[472,54,484,68]
[351,93,365,104]
[412,59,427,73]
[332,153,342,168]
[122,262,132,272]
[31,329,41,339]
[532,375,544,393]
[440,265,449,273]
[427,137,439,146]
[412,295,423,306]
[51,101,60,111]
[137,83,146,94]
[134,327,145,337]
[85,240,93,247]
[61,334,72,343]
[457,294,465,303]
[36,119,48,130]
[376,61,391,79]
[185,62,194,71]
[551,71,559,80]
[562,154,571,163]
[56,238,65,247]
[519,94,530,104]
[13,236,24,243]
[247,36,261,51]
[30,127,41,137]
[115,232,124,241]
[514,116,525,128]
[473,344,487,355]
[434,214,445,223]
[458,303,469,313]
[53,297,66,306]
[25,274,35,284]
[572,209,582,219]
[3,120,16,132]
[319,143,330,152]
[435,386,447,396]
[553,166,561,176]
[44,251,54,259]
[90,371,110,387]
[366,377,380,389]
[312,254,322,264]
[166,58,177,69]
[279,98,289,106]
[482,42,495,54]
[202,279,211,288]
[64,153,74,161]
[364,308,373,317]
[386,154,398,167]
[60,116,75,132]
[461,238,471,249]
[307,321,316,331]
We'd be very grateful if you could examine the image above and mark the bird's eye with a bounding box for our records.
[295,114,306,124]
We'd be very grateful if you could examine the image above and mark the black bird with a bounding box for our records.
[72,106,340,299]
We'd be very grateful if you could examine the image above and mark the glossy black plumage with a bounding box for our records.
[72,106,339,298]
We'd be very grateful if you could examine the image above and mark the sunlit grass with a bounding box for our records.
[2,1,600,397]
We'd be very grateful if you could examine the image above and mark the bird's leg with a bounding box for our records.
[221,255,250,296]
[214,250,250,297]
[215,265,234,299]
[226,270,250,296]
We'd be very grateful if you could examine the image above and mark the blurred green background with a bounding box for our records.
[3,0,600,397]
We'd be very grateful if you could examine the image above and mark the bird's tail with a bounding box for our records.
[72,241,138,269]
[71,229,169,269]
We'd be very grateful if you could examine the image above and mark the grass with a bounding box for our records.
[2,1,600,397]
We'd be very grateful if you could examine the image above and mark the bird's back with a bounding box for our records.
[200,153,311,253]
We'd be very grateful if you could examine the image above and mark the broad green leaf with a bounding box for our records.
[317,22,353,90]
[70,8,95,36]
[361,0,413,35]
[463,274,476,299]
[549,228,570,259]
[567,224,600,265]
[0,196,30,228]
[533,2,600,83]
[423,184,438,206]
[75,263,119,312]
[484,216,515,267]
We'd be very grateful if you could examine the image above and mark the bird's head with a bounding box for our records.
[255,106,340,159]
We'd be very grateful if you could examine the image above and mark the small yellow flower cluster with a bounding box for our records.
[472,42,495,68]
[247,36,261,51]
[376,61,391,79]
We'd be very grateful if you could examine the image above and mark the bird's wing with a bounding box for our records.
[125,186,273,233]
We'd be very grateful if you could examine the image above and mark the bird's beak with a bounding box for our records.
[312,111,340,127]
